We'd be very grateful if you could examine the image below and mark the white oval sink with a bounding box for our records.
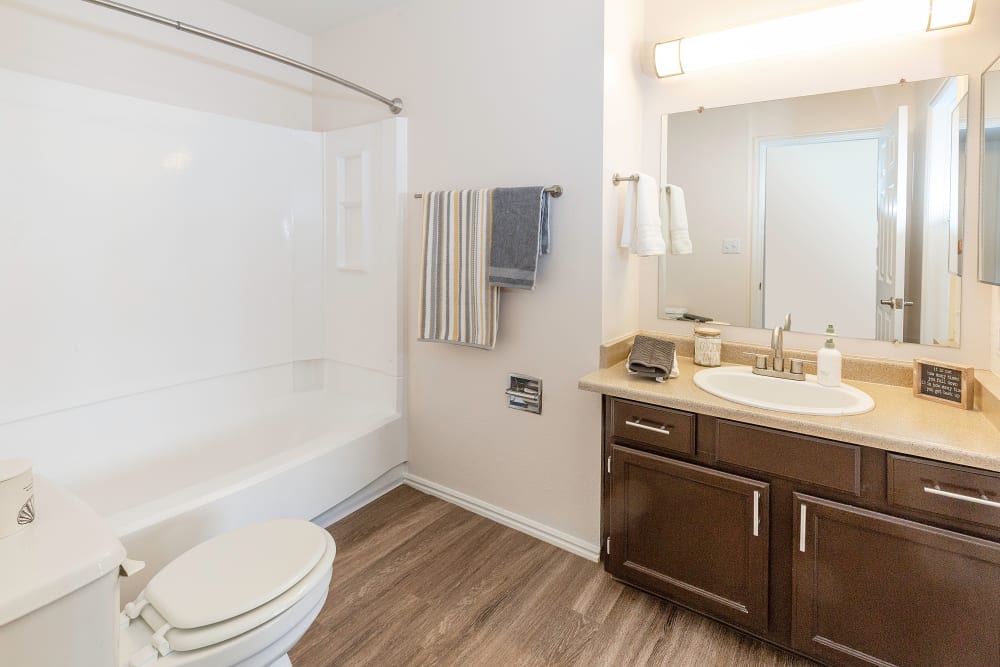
[693,366,874,416]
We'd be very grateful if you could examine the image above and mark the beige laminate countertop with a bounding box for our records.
[580,357,1000,474]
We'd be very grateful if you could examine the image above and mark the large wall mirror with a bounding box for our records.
[659,75,968,347]
[981,56,1000,285]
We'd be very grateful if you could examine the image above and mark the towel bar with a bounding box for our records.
[612,173,639,185]
[413,185,562,199]
[613,173,671,193]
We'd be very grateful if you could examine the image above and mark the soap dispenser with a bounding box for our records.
[817,324,842,387]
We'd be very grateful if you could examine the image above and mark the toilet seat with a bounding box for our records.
[146,520,330,630]
[122,520,336,665]
[121,569,331,667]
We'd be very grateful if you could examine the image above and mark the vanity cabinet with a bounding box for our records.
[607,445,770,633]
[792,494,1000,666]
[601,396,1000,666]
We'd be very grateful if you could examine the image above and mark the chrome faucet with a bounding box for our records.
[771,325,785,373]
[747,314,806,380]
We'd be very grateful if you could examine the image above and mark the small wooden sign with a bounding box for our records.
[913,358,974,410]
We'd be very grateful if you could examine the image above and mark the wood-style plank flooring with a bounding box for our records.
[290,486,814,666]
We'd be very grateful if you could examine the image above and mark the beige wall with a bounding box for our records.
[0,0,313,128]
[312,0,608,548]
[640,0,1000,369]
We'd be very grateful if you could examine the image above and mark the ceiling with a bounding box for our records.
[225,0,409,35]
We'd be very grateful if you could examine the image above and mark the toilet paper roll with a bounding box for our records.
[0,460,34,539]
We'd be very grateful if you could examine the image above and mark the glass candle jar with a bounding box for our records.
[693,327,722,367]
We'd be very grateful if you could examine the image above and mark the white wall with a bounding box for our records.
[640,0,1000,368]
[602,0,645,341]
[0,68,322,427]
[0,0,313,129]
[312,0,607,549]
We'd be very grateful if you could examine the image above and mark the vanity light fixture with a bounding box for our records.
[927,0,976,30]
[652,0,976,78]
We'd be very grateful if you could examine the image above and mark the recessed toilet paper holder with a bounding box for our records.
[506,374,542,415]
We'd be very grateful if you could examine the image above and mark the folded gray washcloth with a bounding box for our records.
[488,186,549,290]
[627,336,678,381]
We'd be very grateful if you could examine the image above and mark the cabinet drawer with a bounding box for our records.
[888,454,1000,529]
[610,398,695,456]
[715,420,861,495]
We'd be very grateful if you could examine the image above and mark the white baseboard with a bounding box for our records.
[404,473,600,562]
[312,463,408,528]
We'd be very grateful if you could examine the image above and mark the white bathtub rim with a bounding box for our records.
[108,410,400,537]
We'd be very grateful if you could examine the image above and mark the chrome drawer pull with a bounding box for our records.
[626,418,670,436]
[923,485,1000,509]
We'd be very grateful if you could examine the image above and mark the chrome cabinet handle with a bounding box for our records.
[879,297,915,309]
[752,490,760,537]
[626,418,670,436]
[923,485,1000,509]
[799,504,807,553]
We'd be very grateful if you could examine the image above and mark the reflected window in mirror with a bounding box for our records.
[659,76,968,347]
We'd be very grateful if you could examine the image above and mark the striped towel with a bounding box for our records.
[418,190,499,349]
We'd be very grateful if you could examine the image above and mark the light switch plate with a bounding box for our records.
[722,238,742,254]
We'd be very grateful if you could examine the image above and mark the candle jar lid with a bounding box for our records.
[694,327,721,337]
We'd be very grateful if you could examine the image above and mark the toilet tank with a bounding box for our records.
[0,476,126,667]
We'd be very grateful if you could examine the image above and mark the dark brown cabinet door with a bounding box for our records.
[608,445,770,633]
[792,493,1000,666]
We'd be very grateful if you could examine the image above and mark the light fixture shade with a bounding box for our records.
[927,0,975,30]
[653,39,683,78]
[650,0,976,79]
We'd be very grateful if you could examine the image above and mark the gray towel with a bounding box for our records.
[488,186,549,290]
[627,336,677,381]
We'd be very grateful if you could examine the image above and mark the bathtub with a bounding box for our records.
[0,360,406,600]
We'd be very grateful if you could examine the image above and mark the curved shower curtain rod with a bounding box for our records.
[79,0,404,115]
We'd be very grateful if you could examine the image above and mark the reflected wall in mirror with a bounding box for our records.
[981,56,1000,285]
[659,76,968,347]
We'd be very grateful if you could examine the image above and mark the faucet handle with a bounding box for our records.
[743,352,769,370]
[786,358,815,375]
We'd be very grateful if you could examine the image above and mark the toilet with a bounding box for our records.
[0,477,335,667]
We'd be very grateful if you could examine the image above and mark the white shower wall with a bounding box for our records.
[0,67,323,424]
[0,67,405,515]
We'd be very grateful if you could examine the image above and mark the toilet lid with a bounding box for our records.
[144,519,328,629]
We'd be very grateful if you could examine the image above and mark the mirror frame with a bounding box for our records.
[979,53,1000,286]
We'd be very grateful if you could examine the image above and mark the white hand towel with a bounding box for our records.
[619,173,666,256]
[662,184,693,255]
